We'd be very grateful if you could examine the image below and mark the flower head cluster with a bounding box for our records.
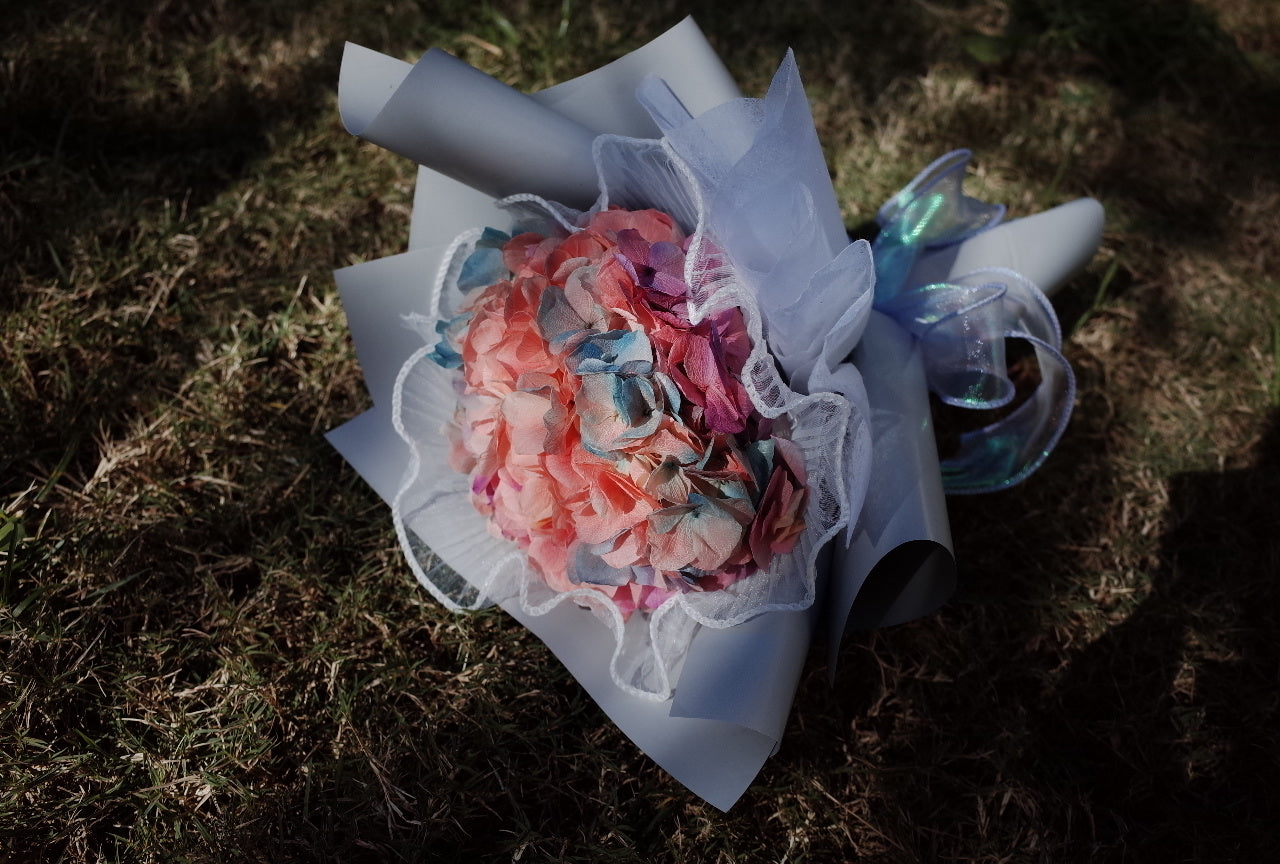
[430,207,807,617]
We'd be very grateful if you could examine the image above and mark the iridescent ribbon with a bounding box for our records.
[871,150,1076,494]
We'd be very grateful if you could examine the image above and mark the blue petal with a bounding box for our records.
[456,229,512,292]
[567,544,632,586]
[568,329,653,374]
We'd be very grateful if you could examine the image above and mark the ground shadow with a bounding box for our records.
[1007,0,1280,244]
[1018,409,1280,858]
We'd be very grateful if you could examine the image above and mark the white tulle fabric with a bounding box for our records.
[390,55,874,700]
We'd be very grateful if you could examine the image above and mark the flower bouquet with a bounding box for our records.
[327,18,1103,809]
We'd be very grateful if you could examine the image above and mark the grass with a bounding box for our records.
[3,0,1280,860]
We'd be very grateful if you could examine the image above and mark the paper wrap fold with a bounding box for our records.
[327,17,1103,809]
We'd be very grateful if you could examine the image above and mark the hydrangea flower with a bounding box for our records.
[430,207,808,618]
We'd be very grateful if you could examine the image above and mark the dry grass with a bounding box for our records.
[3,0,1279,860]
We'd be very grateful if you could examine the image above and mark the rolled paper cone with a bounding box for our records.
[533,16,742,137]
[405,17,742,250]
[909,198,1105,297]
[339,43,601,208]
[826,310,955,669]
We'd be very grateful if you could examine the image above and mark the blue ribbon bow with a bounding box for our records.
[871,150,1076,494]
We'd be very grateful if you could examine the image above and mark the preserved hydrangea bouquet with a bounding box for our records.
[330,17,1096,808]
[429,209,810,616]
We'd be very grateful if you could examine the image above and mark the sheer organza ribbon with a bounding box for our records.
[870,150,1076,494]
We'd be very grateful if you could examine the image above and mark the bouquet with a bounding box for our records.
[328,18,1102,809]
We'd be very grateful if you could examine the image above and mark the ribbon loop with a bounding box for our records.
[877,276,1014,410]
[871,151,1075,494]
[873,149,1005,304]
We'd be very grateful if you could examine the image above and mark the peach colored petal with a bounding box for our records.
[749,437,809,569]
[588,207,683,246]
[646,497,748,572]
[573,469,657,545]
